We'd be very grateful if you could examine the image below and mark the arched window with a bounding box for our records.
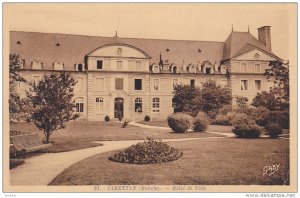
[95,97,104,113]
[152,65,160,73]
[32,60,42,70]
[152,97,160,112]
[171,65,178,74]
[75,97,84,113]
[135,97,142,112]
[220,65,227,74]
[53,61,64,70]
[188,65,196,74]
[76,63,84,71]
[117,48,123,56]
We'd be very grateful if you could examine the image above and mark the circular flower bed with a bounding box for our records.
[108,138,183,164]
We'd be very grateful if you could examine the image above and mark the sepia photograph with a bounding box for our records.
[2,2,297,194]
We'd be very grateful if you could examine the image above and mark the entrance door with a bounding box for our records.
[114,97,124,119]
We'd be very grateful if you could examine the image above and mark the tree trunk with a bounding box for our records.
[44,132,50,143]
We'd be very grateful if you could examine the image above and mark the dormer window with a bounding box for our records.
[76,63,84,72]
[152,65,160,73]
[32,60,42,70]
[117,48,123,56]
[188,65,196,74]
[171,65,178,74]
[53,61,64,70]
[220,65,227,74]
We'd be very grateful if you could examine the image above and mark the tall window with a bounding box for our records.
[117,61,123,70]
[171,66,178,74]
[153,79,159,91]
[173,79,178,90]
[75,98,84,113]
[135,79,142,90]
[152,97,160,112]
[135,97,142,112]
[241,62,247,72]
[32,60,42,70]
[95,97,104,113]
[241,80,248,90]
[255,64,261,73]
[115,78,123,90]
[136,61,142,70]
[117,48,123,56]
[97,60,103,69]
[54,61,64,70]
[95,78,104,90]
[75,78,83,91]
[255,80,261,90]
[190,79,195,87]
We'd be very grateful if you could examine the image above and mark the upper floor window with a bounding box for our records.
[136,61,142,70]
[135,79,142,90]
[75,97,84,113]
[95,78,104,90]
[255,63,261,73]
[33,75,41,85]
[135,97,142,112]
[115,78,124,90]
[241,62,247,73]
[117,61,123,70]
[153,79,159,91]
[189,65,196,74]
[75,78,83,91]
[97,60,103,70]
[152,65,160,73]
[220,65,227,74]
[241,80,248,91]
[173,79,178,90]
[190,79,195,87]
[53,61,64,70]
[255,80,261,90]
[32,60,42,70]
[171,65,178,74]
[117,48,123,56]
[95,97,104,113]
[152,97,160,112]
[76,63,84,71]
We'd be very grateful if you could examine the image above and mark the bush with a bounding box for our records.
[265,123,283,138]
[211,112,236,126]
[231,113,255,126]
[232,124,263,138]
[250,106,270,126]
[265,111,289,129]
[193,113,210,132]
[218,105,233,115]
[108,138,183,164]
[104,115,110,122]
[144,115,150,122]
[207,109,218,119]
[167,113,192,133]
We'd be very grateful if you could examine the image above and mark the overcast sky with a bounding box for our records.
[4,3,296,60]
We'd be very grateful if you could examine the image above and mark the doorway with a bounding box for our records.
[114,97,124,119]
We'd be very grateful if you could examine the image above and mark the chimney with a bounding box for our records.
[257,26,272,51]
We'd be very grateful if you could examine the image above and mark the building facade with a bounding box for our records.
[10,26,282,121]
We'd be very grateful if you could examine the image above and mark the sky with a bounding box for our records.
[4,3,296,60]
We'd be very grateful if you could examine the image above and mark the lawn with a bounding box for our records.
[10,121,224,153]
[49,138,289,185]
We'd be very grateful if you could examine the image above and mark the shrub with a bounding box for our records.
[104,115,110,122]
[265,111,289,129]
[231,113,255,126]
[217,105,233,115]
[207,109,218,119]
[265,123,283,138]
[211,112,236,126]
[144,115,150,122]
[232,124,263,138]
[167,113,192,133]
[108,138,183,164]
[193,114,210,132]
[250,106,270,126]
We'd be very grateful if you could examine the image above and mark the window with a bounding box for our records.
[77,63,83,71]
[152,97,160,112]
[97,60,103,69]
[241,62,247,72]
[220,65,227,74]
[32,60,42,70]
[172,98,178,112]
[117,61,123,70]
[117,48,123,56]
[255,80,261,90]
[135,79,142,90]
[75,78,83,91]
[205,68,211,74]
[136,61,142,70]
[173,79,178,90]
[189,66,196,73]
[95,78,104,90]
[95,97,104,113]
[171,65,178,74]
[190,79,195,87]
[33,76,41,84]
[115,78,123,90]
[241,80,248,90]
[152,65,160,73]
[135,97,142,112]
[75,98,84,113]
[54,61,64,70]
[153,79,159,90]
[255,64,261,73]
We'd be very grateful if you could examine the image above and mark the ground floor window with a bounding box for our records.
[241,80,248,90]
[135,97,142,112]
[152,97,160,112]
[75,97,84,113]
[95,97,104,113]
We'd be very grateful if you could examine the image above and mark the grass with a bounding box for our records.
[49,138,289,185]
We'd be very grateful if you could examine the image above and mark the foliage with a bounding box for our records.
[108,138,183,164]
[211,112,236,126]
[26,73,79,143]
[265,110,289,129]
[251,91,281,111]
[232,124,263,138]
[218,105,233,115]
[250,106,270,126]
[167,113,192,133]
[265,123,283,138]
[9,54,28,124]
[235,96,249,108]
[104,115,110,122]
[144,115,150,122]
[231,113,255,126]
[192,113,210,132]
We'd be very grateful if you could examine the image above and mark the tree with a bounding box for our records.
[9,54,27,124]
[251,91,281,111]
[201,80,232,113]
[27,73,79,143]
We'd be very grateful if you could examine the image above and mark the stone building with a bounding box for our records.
[10,26,283,121]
